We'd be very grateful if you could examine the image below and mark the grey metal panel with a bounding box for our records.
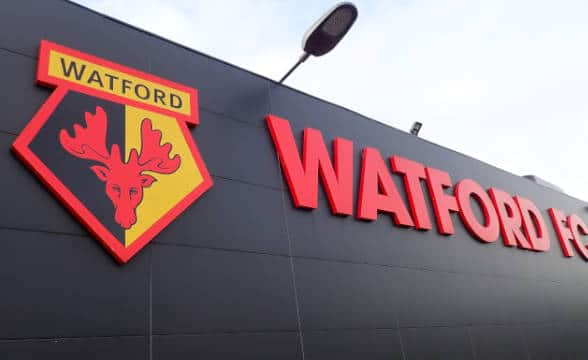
[303,329,404,360]
[400,327,475,360]
[146,39,270,126]
[153,333,302,360]
[294,258,399,330]
[194,110,282,189]
[151,244,298,334]
[155,176,289,255]
[0,133,86,234]
[0,228,148,338]
[469,325,528,360]
[0,50,50,135]
[0,337,146,360]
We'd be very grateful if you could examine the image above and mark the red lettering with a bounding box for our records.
[425,167,458,235]
[267,116,570,261]
[487,188,533,250]
[454,179,499,243]
[514,196,550,252]
[547,208,588,259]
[390,156,431,230]
[357,147,414,226]
[567,214,588,260]
[266,115,353,215]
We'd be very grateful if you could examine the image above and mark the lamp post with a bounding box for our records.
[279,2,358,84]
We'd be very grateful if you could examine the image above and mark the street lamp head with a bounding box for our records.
[278,2,358,83]
[302,2,358,56]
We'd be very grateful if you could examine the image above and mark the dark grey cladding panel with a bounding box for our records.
[294,256,565,331]
[153,333,302,360]
[268,85,369,141]
[521,323,561,360]
[0,337,146,360]
[469,325,527,360]
[449,225,568,282]
[0,133,86,235]
[0,50,50,134]
[396,268,563,328]
[286,186,457,273]
[400,326,475,360]
[0,0,61,57]
[394,271,507,328]
[0,0,151,71]
[146,40,270,126]
[151,244,298,334]
[293,258,400,330]
[394,269,501,328]
[556,281,588,323]
[0,228,148,339]
[155,176,289,256]
[499,277,562,325]
[194,110,282,189]
[553,321,588,359]
[302,329,404,360]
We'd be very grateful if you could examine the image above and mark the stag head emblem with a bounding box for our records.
[59,106,181,229]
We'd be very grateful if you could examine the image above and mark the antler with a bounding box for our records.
[59,106,112,165]
[128,118,181,174]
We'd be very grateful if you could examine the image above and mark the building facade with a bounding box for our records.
[1,1,587,359]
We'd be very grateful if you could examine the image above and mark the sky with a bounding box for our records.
[75,0,588,201]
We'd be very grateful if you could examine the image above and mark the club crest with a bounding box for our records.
[12,40,213,263]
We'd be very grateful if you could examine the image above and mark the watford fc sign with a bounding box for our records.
[12,41,213,263]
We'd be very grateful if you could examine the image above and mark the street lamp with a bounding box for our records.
[279,2,358,84]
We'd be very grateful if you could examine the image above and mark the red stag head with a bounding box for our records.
[60,106,181,229]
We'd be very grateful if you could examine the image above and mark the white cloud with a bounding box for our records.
[76,0,588,201]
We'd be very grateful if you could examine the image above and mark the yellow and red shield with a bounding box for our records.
[12,41,213,263]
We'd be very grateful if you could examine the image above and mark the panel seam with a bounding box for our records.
[269,82,306,360]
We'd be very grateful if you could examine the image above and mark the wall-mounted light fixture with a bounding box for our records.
[410,121,423,136]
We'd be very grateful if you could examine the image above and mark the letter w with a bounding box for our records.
[266,115,353,215]
[60,58,86,80]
